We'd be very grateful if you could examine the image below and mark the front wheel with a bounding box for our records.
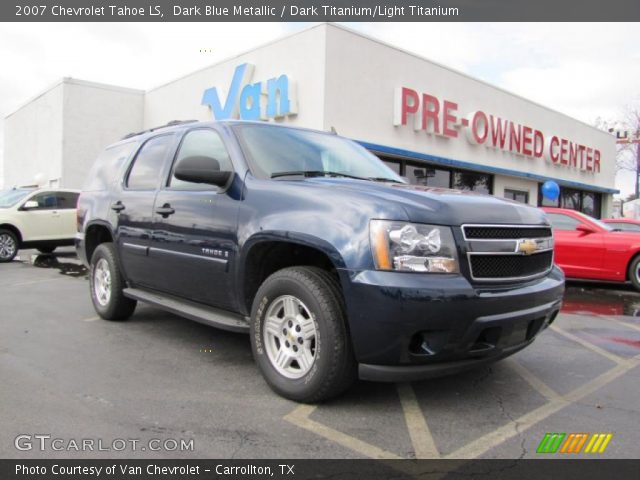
[0,229,19,263]
[250,266,357,403]
[90,243,137,320]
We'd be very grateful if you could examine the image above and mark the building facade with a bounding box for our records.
[3,23,617,216]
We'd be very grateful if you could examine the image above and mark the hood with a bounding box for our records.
[301,178,548,226]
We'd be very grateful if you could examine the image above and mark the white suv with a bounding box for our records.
[0,188,80,262]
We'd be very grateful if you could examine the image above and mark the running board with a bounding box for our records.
[123,288,249,333]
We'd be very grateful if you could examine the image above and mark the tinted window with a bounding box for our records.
[28,192,58,210]
[546,213,581,231]
[84,142,138,191]
[608,222,640,231]
[127,135,174,190]
[56,192,79,209]
[407,164,450,187]
[170,129,232,189]
[452,171,491,194]
[504,189,529,204]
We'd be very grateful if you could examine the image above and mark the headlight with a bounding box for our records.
[370,220,459,273]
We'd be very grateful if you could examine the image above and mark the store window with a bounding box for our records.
[452,171,491,194]
[537,184,602,218]
[382,160,401,175]
[504,189,529,204]
[406,164,450,188]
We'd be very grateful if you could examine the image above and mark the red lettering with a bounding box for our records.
[594,149,601,173]
[509,122,522,153]
[522,126,533,156]
[533,130,544,158]
[560,139,569,165]
[550,136,560,163]
[471,111,488,144]
[569,142,578,168]
[490,115,507,149]
[421,94,440,134]
[586,147,593,171]
[400,87,419,126]
[443,100,458,138]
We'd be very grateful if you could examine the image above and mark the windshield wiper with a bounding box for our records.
[270,170,368,180]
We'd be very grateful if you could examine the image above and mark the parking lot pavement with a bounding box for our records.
[2,249,639,459]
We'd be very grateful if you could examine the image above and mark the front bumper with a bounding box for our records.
[339,266,564,381]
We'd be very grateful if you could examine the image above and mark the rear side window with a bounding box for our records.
[127,135,174,190]
[84,142,137,191]
[56,192,79,209]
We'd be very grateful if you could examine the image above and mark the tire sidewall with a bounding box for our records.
[629,256,640,291]
[251,275,336,399]
[89,245,116,317]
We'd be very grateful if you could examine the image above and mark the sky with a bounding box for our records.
[1,22,638,195]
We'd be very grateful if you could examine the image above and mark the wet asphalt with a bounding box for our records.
[1,248,639,459]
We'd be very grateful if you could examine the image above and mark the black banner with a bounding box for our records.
[3,0,640,22]
[2,460,640,480]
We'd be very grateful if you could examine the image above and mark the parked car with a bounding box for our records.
[542,207,640,290]
[76,120,564,402]
[602,218,640,232]
[0,187,80,262]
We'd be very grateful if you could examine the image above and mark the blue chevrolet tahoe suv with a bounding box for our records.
[76,120,564,402]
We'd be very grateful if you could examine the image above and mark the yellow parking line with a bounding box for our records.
[507,359,560,401]
[284,405,402,459]
[397,383,440,459]
[82,316,100,322]
[550,325,625,365]
[446,354,640,459]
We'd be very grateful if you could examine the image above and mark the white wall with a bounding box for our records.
[62,80,144,188]
[144,24,328,131]
[322,25,617,194]
[4,83,64,188]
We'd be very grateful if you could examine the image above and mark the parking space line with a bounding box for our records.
[0,277,60,288]
[550,325,625,365]
[602,315,640,333]
[397,383,440,459]
[82,316,99,322]
[446,353,640,459]
[284,405,402,459]
[506,359,560,401]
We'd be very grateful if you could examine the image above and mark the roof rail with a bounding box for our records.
[121,119,200,140]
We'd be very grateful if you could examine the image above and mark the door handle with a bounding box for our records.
[111,201,125,212]
[155,204,175,217]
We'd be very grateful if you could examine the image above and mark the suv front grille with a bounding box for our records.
[462,224,554,282]
[469,251,553,280]
[463,226,552,239]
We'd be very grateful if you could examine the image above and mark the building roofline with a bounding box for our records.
[5,77,144,120]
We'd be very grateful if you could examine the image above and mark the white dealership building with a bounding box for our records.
[3,23,617,217]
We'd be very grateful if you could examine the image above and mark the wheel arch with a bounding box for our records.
[0,223,23,245]
[84,221,115,263]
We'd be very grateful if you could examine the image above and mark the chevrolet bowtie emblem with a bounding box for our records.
[517,239,538,255]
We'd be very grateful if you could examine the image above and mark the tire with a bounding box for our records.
[89,243,137,320]
[0,229,19,263]
[37,246,56,254]
[250,266,357,403]
[628,255,640,291]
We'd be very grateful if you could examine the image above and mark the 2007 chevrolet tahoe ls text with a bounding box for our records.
[76,120,564,402]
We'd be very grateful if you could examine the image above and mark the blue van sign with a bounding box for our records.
[201,63,297,121]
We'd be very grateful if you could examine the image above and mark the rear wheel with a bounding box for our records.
[250,266,356,403]
[90,243,137,320]
[0,229,18,263]
[628,255,640,291]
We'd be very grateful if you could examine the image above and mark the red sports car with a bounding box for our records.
[602,217,640,232]
[542,207,640,290]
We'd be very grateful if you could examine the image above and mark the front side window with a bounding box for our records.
[127,135,174,190]
[234,124,402,182]
[169,129,232,189]
[27,192,58,210]
[546,213,581,231]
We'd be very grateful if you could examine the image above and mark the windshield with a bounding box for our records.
[233,124,403,182]
[0,189,33,208]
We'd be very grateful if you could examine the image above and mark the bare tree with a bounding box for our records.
[596,105,640,198]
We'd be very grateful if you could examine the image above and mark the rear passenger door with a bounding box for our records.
[114,134,177,287]
[55,191,80,239]
[146,128,239,309]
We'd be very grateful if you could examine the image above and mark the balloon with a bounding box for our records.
[541,181,560,201]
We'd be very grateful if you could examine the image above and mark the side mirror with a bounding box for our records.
[174,155,232,187]
[576,224,596,235]
[22,200,39,210]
